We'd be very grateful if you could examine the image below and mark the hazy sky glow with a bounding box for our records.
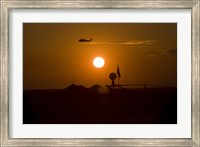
[23,23,177,89]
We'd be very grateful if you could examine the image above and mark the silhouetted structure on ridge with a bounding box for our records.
[109,73,117,87]
[117,65,121,85]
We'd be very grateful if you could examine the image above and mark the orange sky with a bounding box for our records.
[23,23,177,89]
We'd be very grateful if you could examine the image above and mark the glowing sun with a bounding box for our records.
[93,57,105,68]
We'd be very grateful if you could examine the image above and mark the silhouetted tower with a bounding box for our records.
[116,65,121,85]
[109,73,117,87]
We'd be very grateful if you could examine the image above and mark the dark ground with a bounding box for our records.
[23,84,177,124]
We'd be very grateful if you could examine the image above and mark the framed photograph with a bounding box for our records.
[1,0,199,146]
[23,23,178,125]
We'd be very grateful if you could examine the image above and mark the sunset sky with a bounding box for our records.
[23,23,177,89]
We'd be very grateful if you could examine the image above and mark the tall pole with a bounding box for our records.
[117,64,121,86]
[118,76,119,86]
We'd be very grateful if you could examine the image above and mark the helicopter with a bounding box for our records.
[79,38,92,42]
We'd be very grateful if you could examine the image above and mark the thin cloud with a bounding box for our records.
[144,49,177,58]
[82,40,155,46]
[163,49,177,57]
[146,54,156,58]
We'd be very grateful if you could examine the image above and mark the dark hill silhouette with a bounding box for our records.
[23,84,177,124]
[63,84,88,93]
[89,84,102,91]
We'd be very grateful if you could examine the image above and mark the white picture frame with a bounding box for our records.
[1,0,199,146]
